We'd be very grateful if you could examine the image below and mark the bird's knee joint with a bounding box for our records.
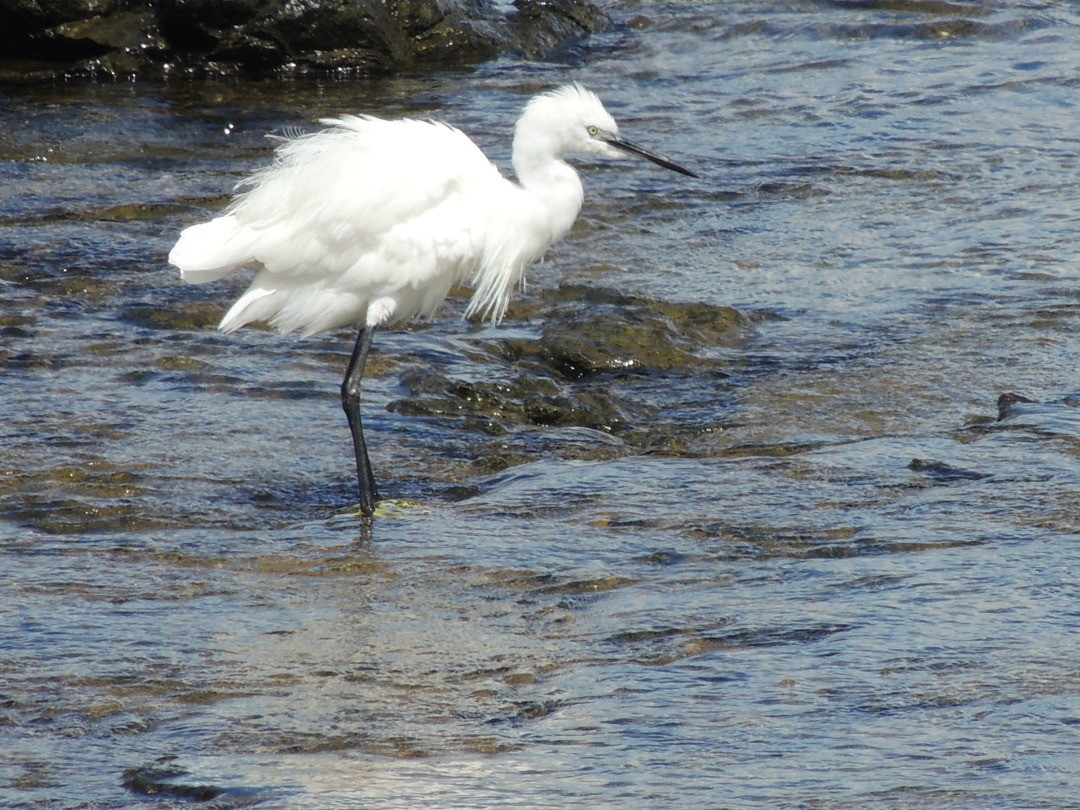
[341,383,361,407]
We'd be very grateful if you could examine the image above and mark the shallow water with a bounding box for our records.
[2,1,1080,807]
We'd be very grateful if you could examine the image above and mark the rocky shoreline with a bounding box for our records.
[0,0,605,80]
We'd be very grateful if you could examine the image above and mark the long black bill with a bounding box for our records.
[604,136,699,178]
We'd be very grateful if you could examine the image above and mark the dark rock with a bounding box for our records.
[907,458,990,482]
[0,0,605,79]
[505,283,748,379]
[387,284,751,473]
[996,391,1036,421]
[0,0,127,40]
[510,0,604,58]
[0,1,167,77]
[121,765,223,802]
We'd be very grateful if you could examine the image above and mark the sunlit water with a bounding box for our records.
[2,1,1079,807]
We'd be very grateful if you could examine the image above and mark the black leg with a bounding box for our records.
[341,327,379,516]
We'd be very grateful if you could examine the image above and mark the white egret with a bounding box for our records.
[169,84,697,516]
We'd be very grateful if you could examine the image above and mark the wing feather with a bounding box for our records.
[170,115,544,335]
[229,117,502,279]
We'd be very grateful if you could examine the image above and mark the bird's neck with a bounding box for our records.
[513,152,585,244]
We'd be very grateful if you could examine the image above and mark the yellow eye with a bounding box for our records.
[587,126,599,137]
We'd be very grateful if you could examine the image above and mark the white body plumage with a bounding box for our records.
[168,85,625,335]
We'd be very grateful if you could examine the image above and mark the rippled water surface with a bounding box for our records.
[3,1,1079,807]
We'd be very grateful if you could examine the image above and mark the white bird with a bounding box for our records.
[169,83,697,516]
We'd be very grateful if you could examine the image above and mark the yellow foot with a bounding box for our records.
[351,498,429,517]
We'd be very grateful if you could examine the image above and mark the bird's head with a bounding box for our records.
[514,84,698,178]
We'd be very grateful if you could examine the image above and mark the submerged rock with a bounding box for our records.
[507,283,748,379]
[389,285,756,474]
[0,0,604,79]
